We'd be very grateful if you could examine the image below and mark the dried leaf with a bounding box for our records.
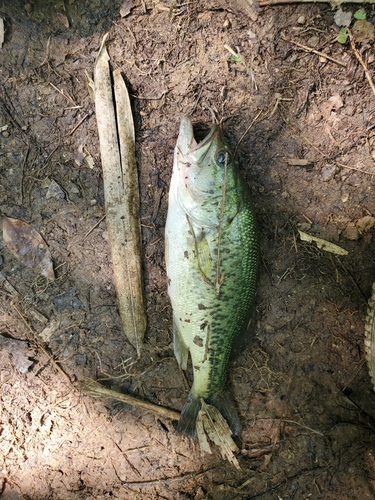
[352,19,375,43]
[46,179,65,200]
[3,217,55,280]
[120,0,133,17]
[84,152,95,169]
[321,94,344,119]
[298,230,348,256]
[357,216,375,233]
[334,8,352,27]
[57,12,69,28]
[94,35,146,355]
[0,335,34,374]
[232,0,259,21]
[39,318,61,343]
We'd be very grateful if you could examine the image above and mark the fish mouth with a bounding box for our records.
[177,116,219,156]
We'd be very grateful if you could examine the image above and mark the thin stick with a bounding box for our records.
[49,82,76,106]
[234,110,263,159]
[84,215,106,238]
[335,161,375,176]
[282,37,347,68]
[349,30,375,97]
[80,378,180,421]
[65,111,92,136]
[20,143,30,205]
[38,35,52,67]
[283,419,324,436]
[260,0,375,5]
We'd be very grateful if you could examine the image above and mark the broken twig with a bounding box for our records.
[349,30,375,97]
[282,37,347,68]
[260,0,375,6]
[80,378,180,421]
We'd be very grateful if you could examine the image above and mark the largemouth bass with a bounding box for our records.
[165,116,258,437]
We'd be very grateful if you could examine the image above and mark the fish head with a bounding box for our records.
[175,116,237,211]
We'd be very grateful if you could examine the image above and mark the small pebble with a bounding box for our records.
[307,35,319,47]
[69,183,80,195]
[321,164,337,182]
[341,192,349,203]
[298,222,312,231]
[46,179,65,200]
[297,15,306,25]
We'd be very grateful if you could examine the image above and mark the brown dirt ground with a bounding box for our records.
[1,0,375,498]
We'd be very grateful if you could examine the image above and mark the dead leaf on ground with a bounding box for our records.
[321,94,344,120]
[232,0,259,21]
[298,230,348,256]
[0,335,34,374]
[120,0,133,17]
[57,12,69,28]
[334,8,352,28]
[357,216,375,233]
[352,19,375,43]
[3,217,55,280]
[46,179,65,200]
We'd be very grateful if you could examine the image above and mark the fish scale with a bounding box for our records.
[165,116,258,437]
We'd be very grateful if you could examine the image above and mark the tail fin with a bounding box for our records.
[207,392,241,436]
[177,397,202,437]
[177,391,241,438]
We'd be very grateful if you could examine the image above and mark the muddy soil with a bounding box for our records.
[1,0,375,498]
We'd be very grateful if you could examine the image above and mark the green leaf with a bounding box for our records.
[230,54,242,63]
[336,27,348,44]
[354,8,366,20]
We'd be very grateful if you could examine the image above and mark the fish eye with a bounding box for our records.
[216,150,229,167]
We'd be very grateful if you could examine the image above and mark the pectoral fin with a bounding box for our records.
[173,319,189,370]
[196,235,213,280]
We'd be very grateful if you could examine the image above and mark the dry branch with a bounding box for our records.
[260,0,375,6]
[80,378,180,421]
[94,35,146,356]
[281,37,347,68]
